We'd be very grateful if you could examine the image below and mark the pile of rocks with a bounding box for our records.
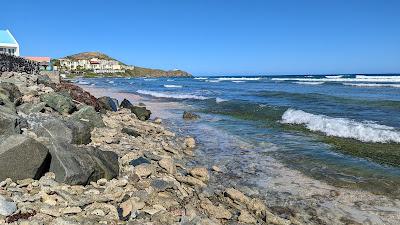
[0,71,297,224]
[0,54,39,74]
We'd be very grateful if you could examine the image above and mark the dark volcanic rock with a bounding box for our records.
[121,127,141,137]
[183,111,200,120]
[47,142,119,185]
[97,96,118,113]
[120,98,133,109]
[0,135,50,181]
[55,83,100,111]
[70,105,105,129]
[129,157,150,167]
[0,82,22,104]
[130,106,151,121]
[64,119,91,145]
[0,111,20,136]
[28,114,73,144]
[40,92,76,114]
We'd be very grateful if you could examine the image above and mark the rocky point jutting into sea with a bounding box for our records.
[0,57,293,224]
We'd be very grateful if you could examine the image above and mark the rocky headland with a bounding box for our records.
[0,70,293,224]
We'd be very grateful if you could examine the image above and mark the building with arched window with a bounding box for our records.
[0,29,20,56]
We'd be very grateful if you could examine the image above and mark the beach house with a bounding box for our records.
[0,29,19,56]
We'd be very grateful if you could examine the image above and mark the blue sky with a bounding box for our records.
[1,0,399,75]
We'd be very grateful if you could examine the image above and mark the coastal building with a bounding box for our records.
[24,56,52,70]
[0,30,20,56]
[59,57,125,73]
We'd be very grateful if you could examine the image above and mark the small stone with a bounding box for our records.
[134,164,154,178]
[61,206,82,214]
[238,210,257,224]
[144,151,162,161]
[91,209,106,217]
[184,137,196,148]
[122,127,141,137]
[41,193,57,206]
[151,179,174,192]
[97,178,108,186]
[154,118,162,124]
[183,111,200,120]
[189,167,209,182]
[130,156,150,167]
[16,178,34,187]
[40,206,61,217]
[176,175,206,187]
[200,198,232,219]
[212,166,222,172]
[0,195,16,216]
[158,158,176,174]
[225,188,250,204]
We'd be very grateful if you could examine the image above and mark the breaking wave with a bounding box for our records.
[294,81,325,85]
[163,85,183,88]
[217,77,261,81]
[281,109,400,143]
[137,90,208,100]
[272,75,400,83]
[343,83,400,88]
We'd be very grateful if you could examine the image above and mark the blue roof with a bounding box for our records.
[0,30,17,44]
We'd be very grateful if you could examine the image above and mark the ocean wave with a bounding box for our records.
[206,80,220,83]
[217,77,261,81]
[272,75,400,83]
[108,81,114,84]
[232,80,246,83]
[216,97,228,103]
[294,81,325,85]
[77,81,90,85]
[163,85,183,88]
[343,83,400,88]
[167,79,174,81]
[194,77,208,80]
[137,90,208,100]
[325,75,343,79]
[144,78,157,81]
[281,109,400,143]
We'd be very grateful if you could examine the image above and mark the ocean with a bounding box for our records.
[77,74,400,199]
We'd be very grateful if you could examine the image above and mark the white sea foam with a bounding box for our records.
[206,80,220,83]
[325,75,343,79]
[343,83,400,88]
[216,97,227,103]
[108,81,114,84]
[217,77,261,81]
[294,81,325,85]
[144,78,157,81]
[137,90,208,100]
[163,85,183,88]
[232,80,245,83]
[281,109,400,143]
[272,75,400,83]
[77,81,90,85]
[167,79,174,81]
[194,77,208,80]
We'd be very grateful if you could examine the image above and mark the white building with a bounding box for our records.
[59,57,125,73]
[0,30,20,56]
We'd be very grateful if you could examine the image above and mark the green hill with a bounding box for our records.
[59,52,192,78]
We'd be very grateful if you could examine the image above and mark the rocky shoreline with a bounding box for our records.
[0,71,293,224]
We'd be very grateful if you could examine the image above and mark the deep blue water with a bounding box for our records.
[78,74,400,197]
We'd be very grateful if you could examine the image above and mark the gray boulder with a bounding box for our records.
[0,82,22,104]
[70,105,105,130]
[40,92,76,114]
[46,142,118,185]
[0,110,20,136]
[0,135,50,181]
[64,119,91,145]
[130,106,151,121]
[97,96,118,113]
[17,102,46,114]
[27,113,91,145]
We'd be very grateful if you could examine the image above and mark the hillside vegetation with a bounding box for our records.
[60,52,192,78]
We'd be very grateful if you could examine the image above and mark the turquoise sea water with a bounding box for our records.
[78,75,400,197]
